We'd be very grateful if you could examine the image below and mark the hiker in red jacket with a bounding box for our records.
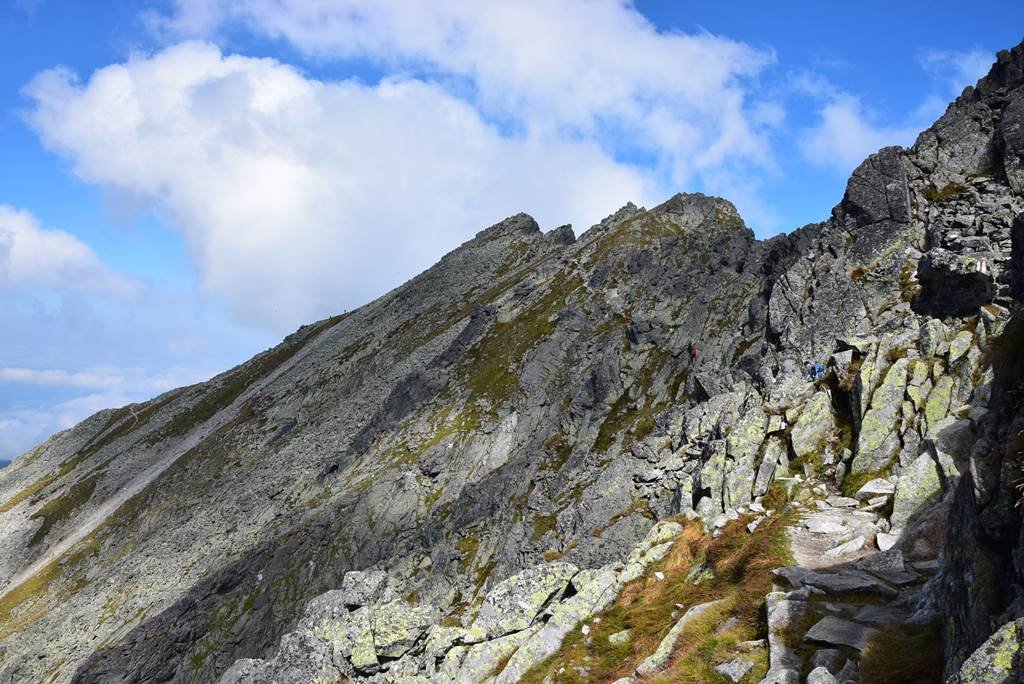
[688,341,698,364]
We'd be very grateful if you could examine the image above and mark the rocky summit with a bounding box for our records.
[2,41,1024,684]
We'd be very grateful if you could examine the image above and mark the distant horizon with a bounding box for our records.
[1,2,1022,459]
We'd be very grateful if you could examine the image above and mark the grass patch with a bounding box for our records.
[841,468,887,498]
[860,621,944,683]
[540,432,573,472]
[531,513,559,542]
[921,181,968,202]
[521,511,795,683]
[456,272,582,419]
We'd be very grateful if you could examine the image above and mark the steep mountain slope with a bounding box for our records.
[0,41,1022,684]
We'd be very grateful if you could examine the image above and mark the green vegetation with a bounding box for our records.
[459,272,583,415]
[521,512,795,683]
[860,621,944,683]
[531,513,559,542]
[841,467,888,498]
[540,432,573,472]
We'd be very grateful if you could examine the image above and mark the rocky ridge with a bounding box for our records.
[0,41,1021,684]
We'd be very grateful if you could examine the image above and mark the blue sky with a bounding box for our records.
[0,0,1021,460]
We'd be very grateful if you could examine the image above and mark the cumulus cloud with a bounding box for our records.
[0,205,136,295]
[797,47,997,175]
[25,3,784,329]
[150,0,775,171]
[26,43,672,329]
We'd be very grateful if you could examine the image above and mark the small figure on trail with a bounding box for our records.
[805,361,825,381]
[688,341,698,365]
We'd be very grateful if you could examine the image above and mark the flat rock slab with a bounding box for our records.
[866,567,921,587]
[715,658,754,682]
[800,570,898,598]
[853,604,908,627]
[805,616,879,650]
[856,549,905,573]
[825,536,865,558]
[854,478,896,500]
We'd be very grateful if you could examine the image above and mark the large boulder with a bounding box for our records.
[494,567,621,684]
[791,392,836,461]
[371,601,438,659]
[468,562,578,639]
[952,618,1024,683]
[891,453,944,527]
[852,359,909,473]
[635,600,726,677]
[913,248,996,316]
[337,570,388,608]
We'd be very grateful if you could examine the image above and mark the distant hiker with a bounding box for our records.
[805,361,824,381]
[688,341,698,364]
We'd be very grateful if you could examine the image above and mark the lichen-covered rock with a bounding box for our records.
[494,567,621,684]
[753,437,786,498]
[852,358,909,473]
[371,601,438,660]
[952,618,1024,683]
[338,570,388,608]
[791,392,836,461]
[468,562,577,639]
[891,453,943,528]
[925,373,955,428]
[457,624,540,681]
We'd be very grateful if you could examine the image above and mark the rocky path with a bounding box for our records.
[758,478,937,684]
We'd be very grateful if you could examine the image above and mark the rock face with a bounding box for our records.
[0,39,1020,684]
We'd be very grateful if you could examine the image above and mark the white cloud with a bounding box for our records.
[149,1,775,166]
[21,2,786,329]
[0,364,217,460]
[26,39,778,331]
[0,205,136,295]
[798,93,920,173]
[919,48,993,96]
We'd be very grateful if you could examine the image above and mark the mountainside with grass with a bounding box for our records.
[1,41,1023,684]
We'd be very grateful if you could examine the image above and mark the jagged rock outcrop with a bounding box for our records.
[0,40,1021,684]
